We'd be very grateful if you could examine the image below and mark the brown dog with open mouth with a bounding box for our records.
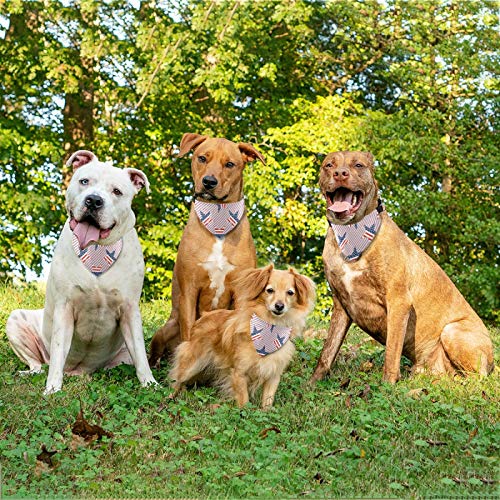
[149,133,265,366]
[310,150,494,384]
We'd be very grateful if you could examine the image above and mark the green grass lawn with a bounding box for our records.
[0,282,498,498]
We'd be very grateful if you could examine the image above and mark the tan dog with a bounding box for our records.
[310,151,494,384]
[169,264,316,408]
[149,133,265,365]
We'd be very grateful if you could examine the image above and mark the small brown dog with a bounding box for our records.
[149,133,265,366]
[310,151,494,384]
[169,264,316,408]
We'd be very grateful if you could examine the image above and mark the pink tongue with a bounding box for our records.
[72,221,101,248]
[329,200,352,213]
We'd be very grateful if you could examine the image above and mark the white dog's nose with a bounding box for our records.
[85,194,104,210]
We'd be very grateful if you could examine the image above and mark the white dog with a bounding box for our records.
[6,150,157,394]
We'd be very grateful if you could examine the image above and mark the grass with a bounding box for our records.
[0,281,498,498]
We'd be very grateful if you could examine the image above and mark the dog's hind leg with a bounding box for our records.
[169,341,211,395]
[6,309,48,374]
[440,320,494,376]
[149,316,181,367]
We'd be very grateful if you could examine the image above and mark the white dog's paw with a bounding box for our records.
[43,383,62,396]
[140,377,159,388]
[18,367,44,377]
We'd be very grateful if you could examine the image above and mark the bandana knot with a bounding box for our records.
[72,235,123,276]
[194,199,245,237]
[250,313,292,357]
[329,201,384,262]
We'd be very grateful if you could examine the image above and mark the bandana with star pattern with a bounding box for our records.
[250,313,292,357]
[72,235,123,276]
[329,200,384,262]
[194,199,245,237]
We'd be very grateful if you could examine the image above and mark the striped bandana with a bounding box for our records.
[72,235,123,276]
[250,313,292,357]
[329,201,384,262]
[194,199,244,237]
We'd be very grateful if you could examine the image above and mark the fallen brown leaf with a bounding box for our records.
[36,444,57,467]
[406,388,429,399]
[360,360,374,372]
[339,377,351,389]
[468,428,478,442]
[426,439,447,446]
[259,426,281,438]
[72,405,113,442]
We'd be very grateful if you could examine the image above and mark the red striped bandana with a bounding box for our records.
[250,313,292,357]
[72,235,123,276]
[194,199,245,237]
[329,205,383,262]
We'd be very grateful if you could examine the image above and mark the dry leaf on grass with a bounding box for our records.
[72,403,113,442]
[259,426,281,438]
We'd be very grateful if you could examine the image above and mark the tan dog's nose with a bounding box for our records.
[202,175,218,189]
[333,168,350,179]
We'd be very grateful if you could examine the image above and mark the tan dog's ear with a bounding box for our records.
[179,133,208,157]
[237,143,266,165]
[66,150,97,170]
[290,268,316,311]
[362,151,374,164]
[233,264,274,305]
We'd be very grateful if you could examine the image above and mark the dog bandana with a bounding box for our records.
[71,235,123,276]
[194,199,245,237]
[250,313,292,357]
[329,200,384,262]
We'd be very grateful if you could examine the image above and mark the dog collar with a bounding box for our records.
[329,199,384,262]
[250,313,292,357]
[194,199,245,238]
[71,235,123,276]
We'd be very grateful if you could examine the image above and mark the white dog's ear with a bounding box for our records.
[66,150,98,170]
[178,133,208,157]
[126,168,150,194]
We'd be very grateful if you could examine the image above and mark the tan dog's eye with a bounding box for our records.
[113,188,123,196]
[265,287,274,294]
[198,155,207,163]
[355,163,364,168]
[324,163,332,169]
[287,289,295,296]
[225,161,235,168]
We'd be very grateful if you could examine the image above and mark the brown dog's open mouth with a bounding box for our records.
[326,187,364,219]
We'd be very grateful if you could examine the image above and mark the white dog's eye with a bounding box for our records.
[79,178,89,185]
[113,188,123,196]
[266,287,274,294]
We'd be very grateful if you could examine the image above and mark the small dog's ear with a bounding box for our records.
[237,143,266,165]
[234,264,274,305]
[179,133,208,157]
[125,168,150,194]
[66,150,97,170]
[290,268,316,311]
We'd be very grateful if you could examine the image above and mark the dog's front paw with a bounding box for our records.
[43,383,62,396]
[382,370,400,384]
[140,377,159,388]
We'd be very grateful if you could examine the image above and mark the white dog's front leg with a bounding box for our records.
[44,302,74,395]
[120,302,158,387]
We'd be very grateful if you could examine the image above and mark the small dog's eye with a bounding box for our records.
[225,161,235,168]
[355,163,364,168]
[266,287,274,294]
[113,188,123,196]
[324,163,332,169]
[198,155,207,163]
[287,289,295,296]
[79,178,89,185]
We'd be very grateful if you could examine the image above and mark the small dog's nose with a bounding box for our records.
[202,176,218,189]
[274,301,285,312]
[333,168,350,179]
[84,194,104,211]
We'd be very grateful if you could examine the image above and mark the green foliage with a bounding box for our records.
[0,285,498,498]
[0,0,498,318]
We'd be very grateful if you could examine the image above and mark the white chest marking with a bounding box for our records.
[341,266,363,295]
[200,238,235,308]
